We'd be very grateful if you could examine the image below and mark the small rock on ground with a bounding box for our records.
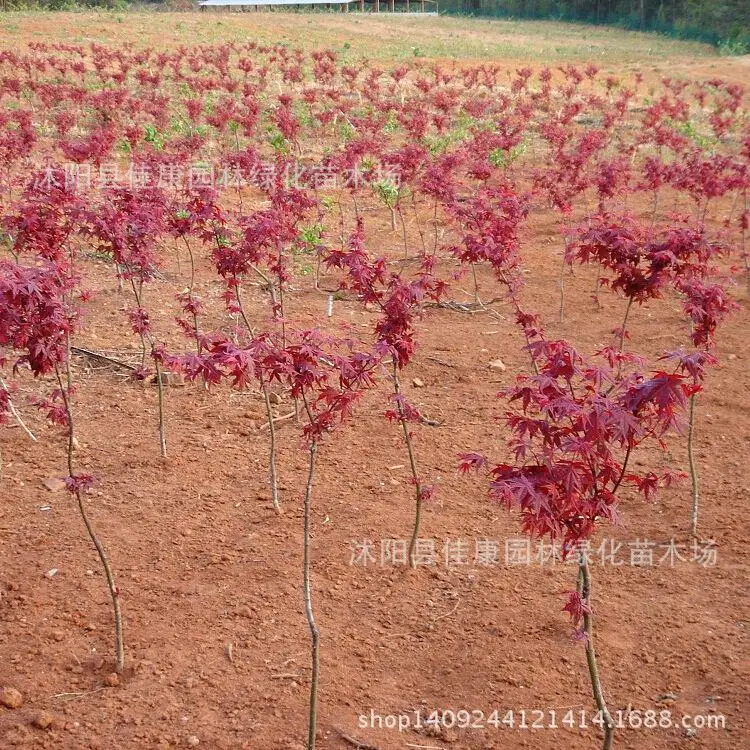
[32,711,54,730]
[488,358,506,372]
[0,687,23,709]
[105,673,120,688]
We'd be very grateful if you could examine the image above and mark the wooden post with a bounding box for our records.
[375,0,379,10]
[406,0,409,10]
[359,0,364,10]
[388,0,394,11]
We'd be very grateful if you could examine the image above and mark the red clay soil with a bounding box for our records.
[0,196,748,750]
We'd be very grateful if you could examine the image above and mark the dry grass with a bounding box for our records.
[0,9,723,67]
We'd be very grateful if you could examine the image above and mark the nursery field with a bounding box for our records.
[0,11,749,750]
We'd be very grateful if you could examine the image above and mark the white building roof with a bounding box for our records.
[200,0,352,5]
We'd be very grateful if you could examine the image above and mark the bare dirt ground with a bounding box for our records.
[0,11,748,750]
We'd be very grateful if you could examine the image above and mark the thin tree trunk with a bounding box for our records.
[471,263,481,305]
[130,279,167,456]
[398,204,409,259]
[688,392,699,536]
[154,358,167,459]
[276,240,287,347]
[618,296,634,354]
[432,198,439,255]
[410,192,427,256]
[234,277,281,509]
[302,438,320,750]
[497,272,540,376]
[393,364,423,568]
[558,234,572,323]
[608,296,636,386]
[558,253,567,323]
[261,375,281,513]
[593,263,602,308]
[56,362,124,674]
[182,237,201,353]
[579,559,614,750]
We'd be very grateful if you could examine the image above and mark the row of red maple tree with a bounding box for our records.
[0,42,746,749]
